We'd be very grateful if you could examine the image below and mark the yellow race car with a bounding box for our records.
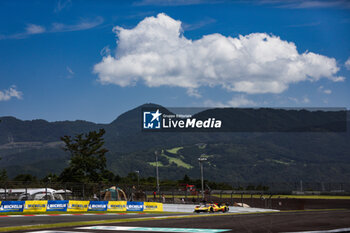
[194,203,229,213]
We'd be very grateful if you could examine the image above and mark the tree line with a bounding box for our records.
[0,129,233,190]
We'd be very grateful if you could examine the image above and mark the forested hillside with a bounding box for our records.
[0,104,349,183]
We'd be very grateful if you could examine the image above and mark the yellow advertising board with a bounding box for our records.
[143,202,163,212]
[67,200,89,212]
[23,200,47,212]
[107,201,127,211]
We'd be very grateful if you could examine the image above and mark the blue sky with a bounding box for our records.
[0,0,349,123]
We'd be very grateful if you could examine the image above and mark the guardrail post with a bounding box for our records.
[241,193,243,206]
[230,191,233,205]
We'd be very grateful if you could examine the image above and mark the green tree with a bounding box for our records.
[59,129,111,183]
[41,173,59,183]
[181,174,191,183]
[13,174,37,182]
[0,169,7,182]
[0,156,8,182]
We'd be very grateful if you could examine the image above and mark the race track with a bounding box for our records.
[2,209,350,233]
[0,213,183,228]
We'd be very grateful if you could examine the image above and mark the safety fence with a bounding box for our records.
[1,181,349,203]
[0,200,163,213]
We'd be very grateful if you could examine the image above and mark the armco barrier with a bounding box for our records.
[0,200,163,213]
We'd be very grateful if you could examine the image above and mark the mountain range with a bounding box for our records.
[0,104,349,185]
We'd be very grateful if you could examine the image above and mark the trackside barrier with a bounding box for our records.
[144,202,163,212]
[0,200,163,213]
[23,200,47,212]
[126,201,144,211]
[107,201,127,211]
[67,200,89,212]
[88,201,108,211]
[47,200,68,211]
[0,201,25,212]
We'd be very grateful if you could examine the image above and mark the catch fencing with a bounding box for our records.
[1,181,349,208]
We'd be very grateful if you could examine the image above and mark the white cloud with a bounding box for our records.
[0,86,23,101]
[51,17,103,32]
[288,97,299,103]
[345,57,350,70]
[0,24,46,39]
[66,66,74,75]
[0,17,103,40]
[203,99,228,107]
[100,46,111,57]
[323,89,332,94]
[260,0,350,9]
[227,95,257,107]
[204,95,256,107]
[134,0,211,6]
[302,96,310,103]
[55,0,72,12]
[26,24,46,34]
[182,18,216,31]
[66,66,74,78]
[288,96,310,104]
[187,88,201,98]
[94,13,344,95]
[318,85,332,94]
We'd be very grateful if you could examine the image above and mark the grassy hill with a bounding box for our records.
[0,104,349,183]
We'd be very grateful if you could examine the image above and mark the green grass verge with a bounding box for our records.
[162,154,193,169]
[148,161,165,167]
[166,147,183,154]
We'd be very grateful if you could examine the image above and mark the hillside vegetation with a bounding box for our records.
[0,104,349,183]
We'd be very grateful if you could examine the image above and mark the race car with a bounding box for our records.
[194,203,229,213]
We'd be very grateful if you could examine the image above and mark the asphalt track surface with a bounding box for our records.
[4,209,350,233]
[0,213,184,228]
